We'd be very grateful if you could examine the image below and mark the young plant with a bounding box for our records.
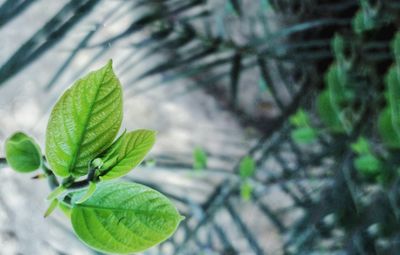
[378,33,400,149]
[351,136,382,178]
[289,108,318,144]
[239,156,256,201]
[193,146,207,171]
[4,61,183,254]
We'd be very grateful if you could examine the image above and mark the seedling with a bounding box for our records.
[4,61,183,254]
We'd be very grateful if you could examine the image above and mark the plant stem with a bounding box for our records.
[42,162,59,190]
[0,157,6,166]
[0,157,92,192]
[65,179,91,190]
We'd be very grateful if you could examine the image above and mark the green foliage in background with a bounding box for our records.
[239,156,255,201]
[379,40,400,149]
[351,137,382,178]
[193,146,208,171]
[290,109,318,144]
[317,31,400,184]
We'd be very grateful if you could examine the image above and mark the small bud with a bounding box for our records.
[92,158,103,169]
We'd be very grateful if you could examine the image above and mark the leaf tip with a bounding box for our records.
[107,59,113,67]
[44,199,59,218]
[100,59,114,74]
[75,182,97,204]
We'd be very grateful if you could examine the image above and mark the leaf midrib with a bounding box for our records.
[74,204,175,216]
[69,68,109,175]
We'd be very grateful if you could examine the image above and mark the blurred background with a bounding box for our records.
[0,0,400,254]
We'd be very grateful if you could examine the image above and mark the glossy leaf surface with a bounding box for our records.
[98,129,156,180]
[5,132,42,173]
[45,61,123,177]
[71,182,182,254]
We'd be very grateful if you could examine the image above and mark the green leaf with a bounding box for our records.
[75,181,97,204]
[351,137,371,155]
[70,182,183,254]
[240,181,253,202]
[325,64,349,103]
[5,132,42,173]
[44,199,59,218]
[378,108,400,149]
[45,60,123,177]
[58,201,72,218]
[332,34,345,61]
[354,154,382,177]
[387,65,400,138]
[324,64,354,133]
[97,130,127,170]
[317,90,346,133]
[289,109,311,127]
[353,9,375,34]
[98,129,156,180]
[239,156,255,179]
[378,66,400,149]
[46,185,66,201]
[291,127,317,144]
[193,147,207,170]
